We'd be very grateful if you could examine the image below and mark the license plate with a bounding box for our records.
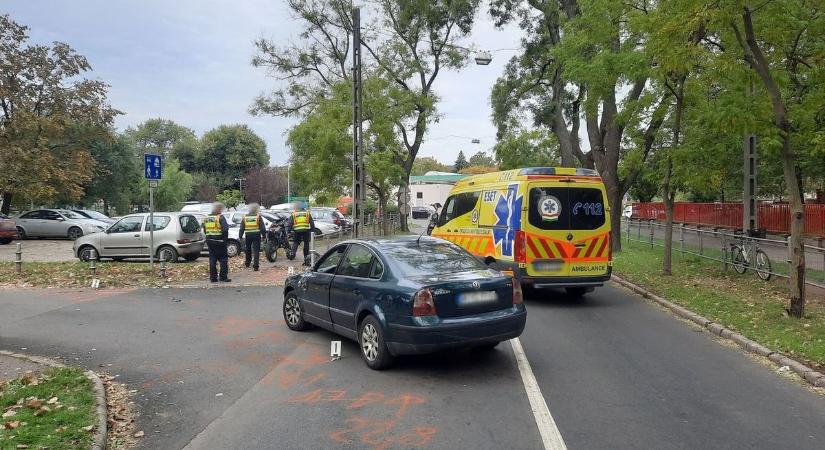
[457,291,498,307]
[533,260,563,272]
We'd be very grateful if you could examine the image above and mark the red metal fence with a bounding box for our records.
[631,202,825,238]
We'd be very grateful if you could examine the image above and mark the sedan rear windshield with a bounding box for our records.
[381,241,486,276]
[59,210,86,219]
[529,187,606,230]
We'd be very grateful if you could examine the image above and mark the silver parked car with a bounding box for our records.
[16,209,108,240]
[72,209,117,224]
[73,212,205,262]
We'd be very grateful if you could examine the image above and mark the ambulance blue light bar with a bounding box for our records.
[519,167,600,177]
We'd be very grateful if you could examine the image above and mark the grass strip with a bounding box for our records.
[614,239,825,371]
[1,367,96,450]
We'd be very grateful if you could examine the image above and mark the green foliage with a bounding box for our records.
[494,129,559,170]
[200,124,269,188]
[468,151,495,167]
[0,15,117,213]
[136,159,193,211]
[411,156,452,175]
[125,118,196,160]
[216,189,244,208]
[453,151,468,172]
[83,133,141,215]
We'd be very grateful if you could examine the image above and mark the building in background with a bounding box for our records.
[409,171,466,208]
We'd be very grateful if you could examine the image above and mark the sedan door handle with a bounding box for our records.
[133,234,140,237]
[353,289,361,295]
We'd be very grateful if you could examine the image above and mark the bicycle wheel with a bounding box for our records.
[754,249,772,281]
[731,246,748,274]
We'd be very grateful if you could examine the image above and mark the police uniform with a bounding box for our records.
[203,214,230,282]
[239,213,266,271]
[289,209,314,264]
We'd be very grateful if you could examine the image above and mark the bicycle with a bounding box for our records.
[729,231,772,281]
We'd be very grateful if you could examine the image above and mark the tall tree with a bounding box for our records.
[199,124,269,190]
[245,166,289,207]
[490,0,670,251]
[411,156,452,175]
[0,15,117,214]
[83,132,141,216]
[252,0,481,231]
[468,151,495,167]
[125,118,196,161]
[494,128,559,170]
[454,150,469,172]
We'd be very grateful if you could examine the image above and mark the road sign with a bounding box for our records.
[149,180,158,188]
[144,154,163,180]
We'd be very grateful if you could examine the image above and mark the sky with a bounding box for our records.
[3,0,523,167]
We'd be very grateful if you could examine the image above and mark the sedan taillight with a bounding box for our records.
[512,279,524,305]
[177,239,191,244]
[412,288,437,316]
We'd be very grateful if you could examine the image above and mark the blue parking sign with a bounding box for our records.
[144,154,162,180]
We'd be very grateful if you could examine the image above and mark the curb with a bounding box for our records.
[610,276,825,389]
[0,350,108,449]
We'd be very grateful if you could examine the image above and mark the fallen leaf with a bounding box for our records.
[4,421,20,429]
[2,410,16,418]
[134,430,145,438]
[82,425,95,432]
[26,399,42,409]
[17,445,29,449]
[55,426,67,433]
[46,397,59,405]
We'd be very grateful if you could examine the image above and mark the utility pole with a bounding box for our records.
[744,78,758,235]
[235,177,246,202]
[352,6,365,238]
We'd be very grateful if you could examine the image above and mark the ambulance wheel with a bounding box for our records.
[565,287,588,298]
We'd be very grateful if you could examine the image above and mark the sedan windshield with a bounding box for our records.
[80,210,108,220]
[380,241,486,276]
[59,210,86,219]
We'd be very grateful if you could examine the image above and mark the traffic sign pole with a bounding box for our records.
[144,154,162,269]
[149,183,155,268]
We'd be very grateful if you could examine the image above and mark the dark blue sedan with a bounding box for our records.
[282,236,527,369]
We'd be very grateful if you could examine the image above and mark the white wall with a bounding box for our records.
[410,183,455,207]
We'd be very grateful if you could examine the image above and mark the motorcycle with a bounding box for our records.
[264,218,295,262]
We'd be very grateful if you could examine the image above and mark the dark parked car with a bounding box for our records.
[411,205,435,219]
[0,213,16,244]
[282,236,526,369]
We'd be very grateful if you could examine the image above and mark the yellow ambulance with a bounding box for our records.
[430,167,612,296]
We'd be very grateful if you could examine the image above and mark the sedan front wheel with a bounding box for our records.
[283,291,309,331]
[67,227,83,240]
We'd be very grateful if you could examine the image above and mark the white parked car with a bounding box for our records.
[73,212,205,262]
[15,209,108,240]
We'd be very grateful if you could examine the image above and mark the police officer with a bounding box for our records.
[202,202,231,283]
[239,203,266,271]
[288,201,315,265]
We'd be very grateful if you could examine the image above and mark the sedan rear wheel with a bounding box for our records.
[359,316,393,370]
[157,245,178,263]
[16,227,26,240]
[283,291,309,331]
[226,240,241,258]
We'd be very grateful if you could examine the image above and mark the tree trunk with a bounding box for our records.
[0,192,11,215]
[662,161,675,276]
[607,185,623,253]
[783,132,806,317]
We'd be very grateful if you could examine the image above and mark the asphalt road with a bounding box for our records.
[1,284,824,449]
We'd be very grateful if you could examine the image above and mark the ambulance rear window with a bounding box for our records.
[528,187,606,230]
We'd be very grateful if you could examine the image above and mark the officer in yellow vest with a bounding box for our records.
[288,201,315,265]
[202,202,231,283]
[239,203,266,271]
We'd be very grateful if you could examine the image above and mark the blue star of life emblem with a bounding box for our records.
[492,184,522,257]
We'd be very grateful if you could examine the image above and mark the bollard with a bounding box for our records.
[15,242,22,274]
[637,218,642,241]
[649,219,654,248]
[679,224,685,255]
[820,238,824,274]
[722,240,728,272]
[698,226,703,255]
[89,248,97,277]
[159,259,167,278]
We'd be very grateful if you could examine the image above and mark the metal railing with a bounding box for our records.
[623,217,825,289]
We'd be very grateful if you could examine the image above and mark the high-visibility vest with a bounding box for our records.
[292,211,310,231]
[244,214,261,234]
[203,215,223,237]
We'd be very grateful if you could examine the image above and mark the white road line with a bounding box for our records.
[510,337,568,450]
